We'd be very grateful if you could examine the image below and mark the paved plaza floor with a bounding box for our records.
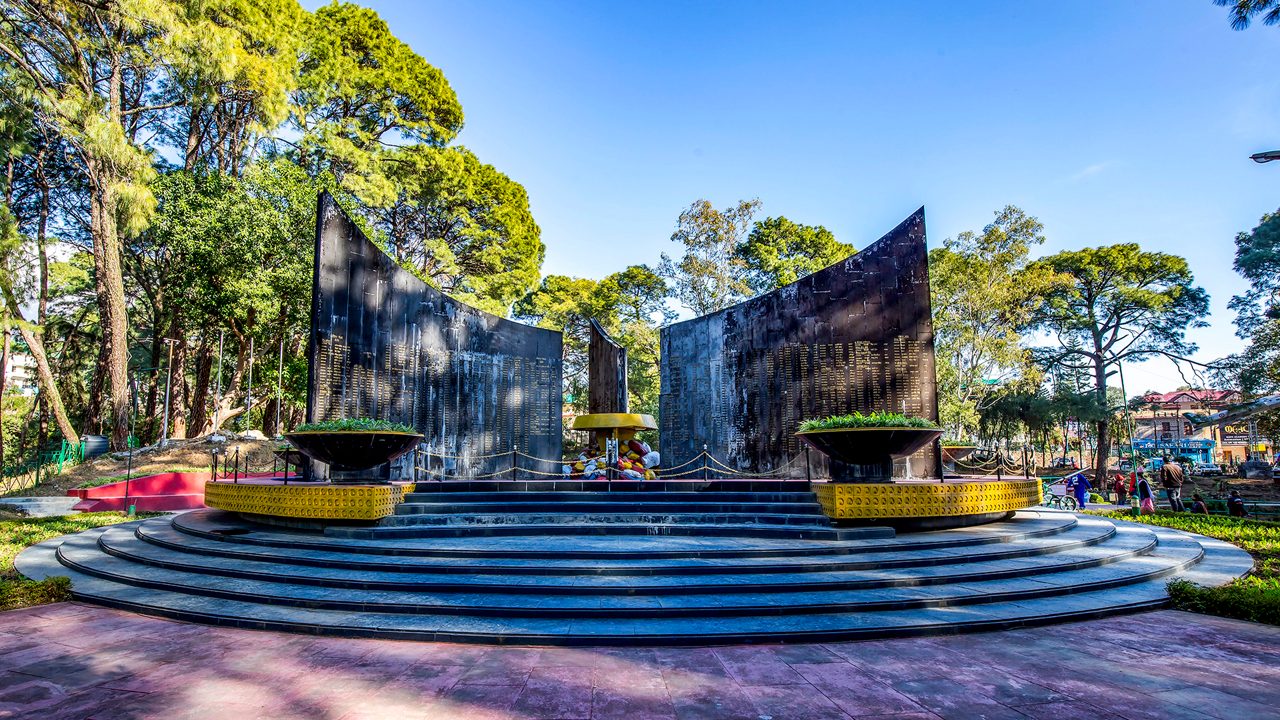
[0,604,1276,720]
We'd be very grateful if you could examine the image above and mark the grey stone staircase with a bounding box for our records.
[15,491,1253,645]
[327,485,885,541]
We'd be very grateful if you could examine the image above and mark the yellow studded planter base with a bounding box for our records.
[812,479,1041,520]
[204,482,408,521]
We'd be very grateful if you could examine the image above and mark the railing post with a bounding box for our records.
[804,446,811,483]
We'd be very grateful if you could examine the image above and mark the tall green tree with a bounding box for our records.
[1219,209,1280,396]
[136,160,332,439]
[371,146,543,315]
[290,1,463,207]
[735,216,852,294]
[171,0,306,173]
[929,206,1058,439]
[659,198,760,315]
[0,0,309,448]
[1030,244,1210,480]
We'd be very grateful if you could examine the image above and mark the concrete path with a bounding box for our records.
[0,604,1277,719]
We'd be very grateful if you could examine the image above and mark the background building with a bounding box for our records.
[1134,389,1246,464]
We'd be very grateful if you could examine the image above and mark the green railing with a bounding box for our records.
[0,439,86,497]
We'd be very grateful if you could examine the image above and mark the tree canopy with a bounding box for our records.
[1029,244,1209,477]
[929,206,1058,439]
[736,216,852,294]
[0,0,541,458]
[1215,0,1280,29]
[659,198,760,315]
[515,266,671,420]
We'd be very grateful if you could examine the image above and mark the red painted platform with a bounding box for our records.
[67,471,293,512]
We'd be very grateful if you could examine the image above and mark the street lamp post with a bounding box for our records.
[160,338,177,447]
[1251,150,1280,163]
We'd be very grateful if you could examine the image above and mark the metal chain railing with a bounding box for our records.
[409,446,814,482]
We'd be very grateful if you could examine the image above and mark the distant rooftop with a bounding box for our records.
[1141,389,1239,405]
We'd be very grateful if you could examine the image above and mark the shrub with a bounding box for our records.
[1091,510,1280,626]
[294,418,417,433]
[1167,577,1280,626]
[798,412,937,432]
[0,576,72,609]
[0,512,156,611]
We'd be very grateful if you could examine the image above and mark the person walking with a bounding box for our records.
[1071,472,1092,510]
[1160,455,1186,512]
[1113,474,1128,505]
[1136,477,1156,515]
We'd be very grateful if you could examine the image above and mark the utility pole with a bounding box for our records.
[1118,363,1138,470]
[276,335,285,436]
[213,330,224,435]
[160,338,177,447]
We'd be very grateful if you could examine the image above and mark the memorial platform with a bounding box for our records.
[204,480,410,521]
[17,484,1253,644]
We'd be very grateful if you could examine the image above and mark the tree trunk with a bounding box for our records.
[36,394,48,459]
[144,327,161,442]
[34,154,50,326]
[86,154,131,449]
[84,339,107,434]
[90,54,132,451]
[1093,354,1110,482]
[11,322,78,447]
[0,329,8,471]
[263,397,279,437]
[165,315,189,440]
[189,340,213,435]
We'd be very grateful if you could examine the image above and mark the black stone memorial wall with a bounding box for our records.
[659,208,941,479]
[305,193,564,479]
[588,319,628,414]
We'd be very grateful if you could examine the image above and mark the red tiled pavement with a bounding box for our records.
[0,603,1276,719]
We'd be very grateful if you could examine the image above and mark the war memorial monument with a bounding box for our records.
[17,194,1252,645]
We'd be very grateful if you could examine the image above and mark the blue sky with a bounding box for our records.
[326,1,1280,394]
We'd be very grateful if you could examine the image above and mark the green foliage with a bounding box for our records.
[1094,510,1280,625]
[294,418,418,433]
[1030,244,1209,477]
[1221,210,1280,396]
[293,1,463,206]
[798,412,938,432]
[514,265,672,419]
[1166,577,1280,625]
[373,146,544,315]
[1215,0,1280,30]
[930,206,1057,440]
[659,198,760,315]
[0,512,151,611]
[735,216,852,294]
[979,386,1111,451]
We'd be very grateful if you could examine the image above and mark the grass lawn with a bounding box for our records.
[0,512,152,611]
[1093,510,1280,625]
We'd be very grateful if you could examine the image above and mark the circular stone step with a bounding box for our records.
[15,509,1254,646]
[170,509,1078,559]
